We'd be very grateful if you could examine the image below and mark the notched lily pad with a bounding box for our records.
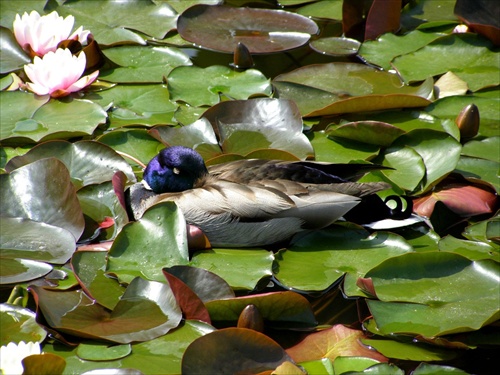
[310,37,361,56]
[327,121,406,147]
[177,5,318,53]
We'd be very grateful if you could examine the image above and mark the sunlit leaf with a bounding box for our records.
[177,5,318,53]
[0,26,31,73]
[85,84,177,128]
[438,235,499,262]
[310,37,360,56]
[286,325,387,363]
[365,252,500,337]
[0,258,52,285]
[327,121,405,147]
[274,226,413,295]
[107,202,189,284]
[205,291,317,329]
[392,33,500,91]
[100,46,192,83]
[0,158,84,240]
[76,342,131,361]
[31,277,182,343]
[6,140,136,189]
[46,0,178,45]
[0,304,47,345]
[182,328,293,374]
[274,63,433,117]
[167,65,272,107]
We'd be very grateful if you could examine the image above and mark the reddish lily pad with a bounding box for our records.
[205,291,317,329]
[177,5,318,53]
[286,324,388,363]
[30,277,182,343]
[182,328,293,374]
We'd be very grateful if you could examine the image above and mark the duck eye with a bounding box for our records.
[173,167,181,175]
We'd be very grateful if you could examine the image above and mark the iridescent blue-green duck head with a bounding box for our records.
[143,146,208,193]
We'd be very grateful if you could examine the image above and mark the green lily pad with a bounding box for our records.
[71,251,126,311]
[86,84,177,128]
[46,0,178,45]
[0,26,31,74]
[274,226,413,294]
[100,46,192,83]
[310,37,360,56]
[107,202,189,284]
[438,235,499,262]
[31,277,182,343]
[296,0,343,20]
[377,146,426,192]
[274,63,433,117]
[359,30,444,70]
[365,252,500,337]
[0,217,76,264]
[190,248,274,291]
[392,33,500,92]
[461,136,500,162]
[0,258,52,285]
[391,129,462,194]
[177,4,318,53]
[327,121,405,147]
[360,339,456,362]
[0,158,85,241]
[77,342,132,361]
[42,320,215,374]
[455,156,499,192]
[6,140,136,189]
[167,65,272,107]
[0,303,47,346]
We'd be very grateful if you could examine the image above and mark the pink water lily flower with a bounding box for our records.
[24,48,99,98]
[14,10,90,56]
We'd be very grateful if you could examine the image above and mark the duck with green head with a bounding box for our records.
[128,146,410,247]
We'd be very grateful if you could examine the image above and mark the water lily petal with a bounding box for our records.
[13,10,89,56]
[52,70,99,98]
[0,341,41,375]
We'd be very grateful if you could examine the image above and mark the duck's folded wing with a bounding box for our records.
[276,191,361,228]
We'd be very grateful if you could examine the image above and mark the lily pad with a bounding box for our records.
[273,63,433,116]
[274,226,413,295]
[327,121,406,147]
[31,277,182,343]
[86,84,177,128]
[392,33,500,92]
[286,325,387,363]
[0,92,107,144]
[364,252,500,337]
[0,303,47,346]
[100,46,192,83]
[107,202,189,284]
[167,65,272,107]
[0,26,31,74]
[177,4,318,53]
[6,140,136,189]
[0,258,52,285]
[46,0,178,45]
[182,328,293,374]
[310,37,360,56]
[190,248,274,291]
[1,217,76,264]
[0,158,85,241]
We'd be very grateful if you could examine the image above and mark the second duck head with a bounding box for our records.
[143,146,208,193]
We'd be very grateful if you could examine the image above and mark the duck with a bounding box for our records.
[127,146,411,247]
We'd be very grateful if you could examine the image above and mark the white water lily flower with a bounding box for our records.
[0,341,41,375]
[24,48,99,98]
[13,10,90,56]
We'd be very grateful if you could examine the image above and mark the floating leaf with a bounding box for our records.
[167,65,272,107]
[6,140,136,189]
[360,339,456,362]
[31,277,182,343]
[377,146,426,192]
[190,248,273,291]
[310,37,360,56]
[77,342,132,361]
[438,235,499,262]
[0,158,84,241]
[177,5,318,53]
[86,84,177,128]
[202,98,314,159]
[365,252,500,337]
[327,121,405,147]
[205,291,317,329]
[100,46,192,83]
[392,33,500,92]
[46,0,178,45]
[1,217,76,264]
[182,328,293,374]
[0,304,47,345]
[274,226,413,295]
[274,63,433,117]
[286,325,387,363]
[0,258,52,285]
[0,26,31,74]
[107,202,189,284]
